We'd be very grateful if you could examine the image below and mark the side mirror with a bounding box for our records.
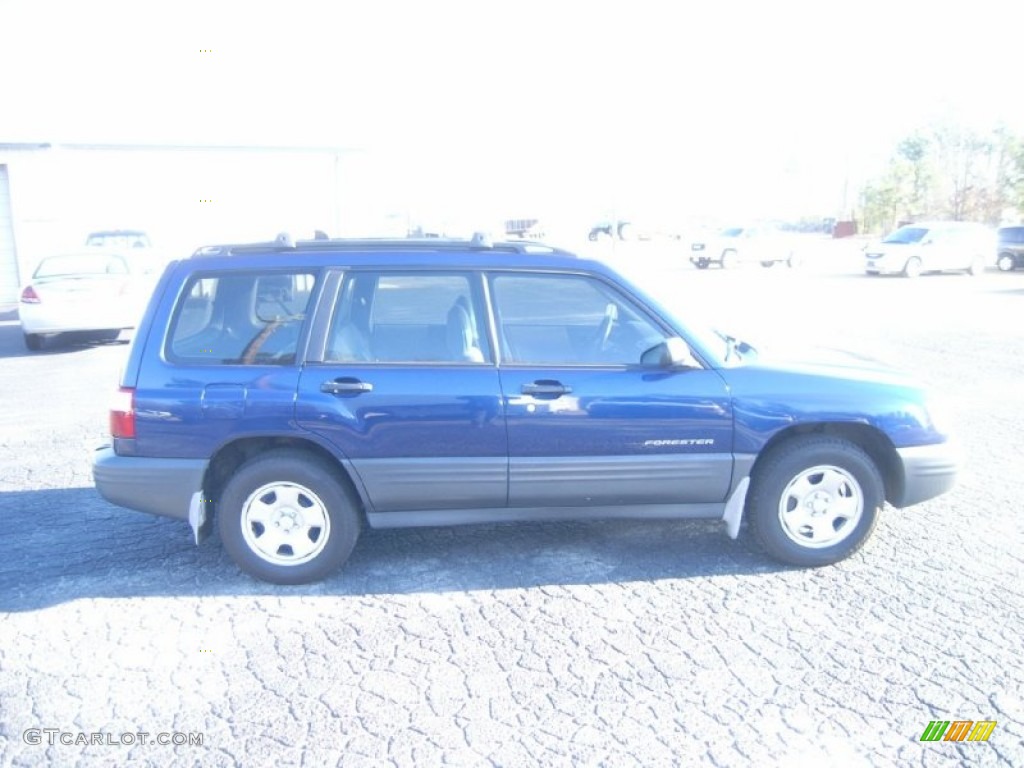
[641,337,697,368]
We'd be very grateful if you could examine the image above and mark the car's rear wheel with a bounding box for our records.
[747,437,882,567]
[721,250,738,269]
[967,255,986,276]
[23,333,43,351]
[902,257,922,278]
[218,450,361,584]
[760,261,775,268]
[997,253,1016,272]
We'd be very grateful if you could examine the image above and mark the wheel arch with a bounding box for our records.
[748,422,903,505]
[202,435,369,526]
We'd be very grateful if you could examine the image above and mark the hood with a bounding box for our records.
[739,341,916,387]
[866,239,920,254]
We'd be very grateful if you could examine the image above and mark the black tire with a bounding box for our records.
[997,253,1016,272]
[23,333,43,351]
[902,257,922,278]
[218,449,361,584]
[747,437,883,567]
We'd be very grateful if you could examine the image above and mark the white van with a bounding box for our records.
[864,221,995,277]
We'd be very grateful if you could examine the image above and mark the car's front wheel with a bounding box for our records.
[218,450,361,584]
[902,257,922,278]
[721,250,738,269]
[747,437,883,567]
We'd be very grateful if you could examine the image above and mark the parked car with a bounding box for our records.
[18,251,159,350]
[864,221,994,277]
[689,226,799,269]
[588,219,682,242]
[996,225,1024,272]
[85,229,153,249]
[92,235,958,584]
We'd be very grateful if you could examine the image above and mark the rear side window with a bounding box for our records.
[167,270,317,365]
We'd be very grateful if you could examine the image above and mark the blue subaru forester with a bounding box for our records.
[92,235,959,584]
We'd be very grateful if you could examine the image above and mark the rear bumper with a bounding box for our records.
[92,445,207,521]
[893,441,961,508]
[19,304,136,334]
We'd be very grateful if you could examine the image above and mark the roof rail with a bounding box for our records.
[190,232,575,258]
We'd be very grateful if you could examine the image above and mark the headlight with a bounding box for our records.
[923,396,955,437]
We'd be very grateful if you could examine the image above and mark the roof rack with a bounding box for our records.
[191,232,574,259]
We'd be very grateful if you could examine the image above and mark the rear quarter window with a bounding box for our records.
[167,270,317,365]
[999,227,1024,245]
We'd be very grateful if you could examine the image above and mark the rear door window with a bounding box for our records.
[325,272,489,363]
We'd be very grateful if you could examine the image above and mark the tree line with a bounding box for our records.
[857,121,1024,234]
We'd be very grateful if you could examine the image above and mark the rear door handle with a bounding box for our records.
[321,378,373,395]
[521,380,572,396]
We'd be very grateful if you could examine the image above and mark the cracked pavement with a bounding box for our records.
[1,249,1022,766]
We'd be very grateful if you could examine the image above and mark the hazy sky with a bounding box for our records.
[2,0,1021,222]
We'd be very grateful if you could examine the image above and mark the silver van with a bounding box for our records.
[864,221,995,277]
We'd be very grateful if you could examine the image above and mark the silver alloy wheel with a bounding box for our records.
[777,465,864,549]
[241,481,331,566]
[997,253,1015,272]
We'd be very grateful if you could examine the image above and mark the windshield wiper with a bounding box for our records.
[718,332,756,362]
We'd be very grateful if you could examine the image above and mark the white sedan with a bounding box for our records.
[18,251,159,351]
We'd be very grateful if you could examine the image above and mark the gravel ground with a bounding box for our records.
[0,246,1022,767]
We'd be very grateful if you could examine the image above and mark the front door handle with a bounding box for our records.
[321,377,373,395]
[521,380,572,397]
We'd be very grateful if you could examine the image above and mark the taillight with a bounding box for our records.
[110,387,136,439]
[20,286,40,304]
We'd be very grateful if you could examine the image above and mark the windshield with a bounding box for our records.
[719,227,744,237]
[882,226,928,244]
[34,254,130,278]
[622,271,756,367]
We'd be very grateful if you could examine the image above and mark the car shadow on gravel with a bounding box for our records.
[0,488,786,612]
[0,322,129,360]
